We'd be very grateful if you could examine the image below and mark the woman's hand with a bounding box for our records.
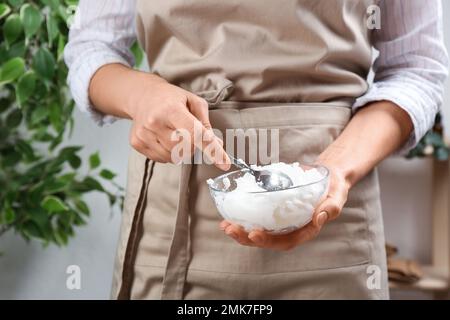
[221,100,414,250]
[126,74,229,168]
[220,162,351,251]
[89,64,230,170]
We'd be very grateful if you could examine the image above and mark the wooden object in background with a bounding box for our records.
[389,158,450,299]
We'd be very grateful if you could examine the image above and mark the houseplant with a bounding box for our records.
[407,113,450,161]
[0,0,142,246]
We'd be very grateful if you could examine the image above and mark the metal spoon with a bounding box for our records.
[227,154,293,191]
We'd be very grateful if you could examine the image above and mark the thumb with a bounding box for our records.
[312,193,347,228]
[312,170,349,228]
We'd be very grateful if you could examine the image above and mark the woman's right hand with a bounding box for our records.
[89,64,230,170]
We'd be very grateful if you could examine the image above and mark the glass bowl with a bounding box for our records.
[207,164,329,235]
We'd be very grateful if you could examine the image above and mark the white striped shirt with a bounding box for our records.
[64,0,449,152]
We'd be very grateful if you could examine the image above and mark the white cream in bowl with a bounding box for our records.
[207,162,329,234]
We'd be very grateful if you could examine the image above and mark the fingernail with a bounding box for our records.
[218,161,231,171]
[249,234,263,244]
[318,211,328,226]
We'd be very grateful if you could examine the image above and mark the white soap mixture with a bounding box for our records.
[208,162,328,233]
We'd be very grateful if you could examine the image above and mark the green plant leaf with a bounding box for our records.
[75,177,104,192]
[23,221,44,240]
[58,173,76,184]
[41,195,69,212]
[89,152,101,169]
[59,146,83,159]
[41,0,59,11]
[15,139,36,160]
[8,0,24,8]
[32,47,55,80]
[73,212,87,226]
[6,108,22,128]
[49,101,63,132]
[68,154,81,169]
[46,14,59,45]
[100,169,116,180]
[4,206,16,224]
[2,150,22,166]
[16,71,37,105]
[43,179,67,194]
[0,45,8,62]
[425,132,447,148]
[59,145,82,156]
[31,105,49,125]
[108,194,117,206]
[65,0,79,6]
[3,14,23,47]
[20,4,43,40]
[434,147,449,161]
[0,98,11,113]
[7,41,26,59]
[74,199,90,216]
[57,34,66,61]
[29,208,50,229]
[54,228,68,246]
[0,57,25,86]
[131,41,144,67]
[0,4,11,20]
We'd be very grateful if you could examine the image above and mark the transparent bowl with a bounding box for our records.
[207,164,329,235]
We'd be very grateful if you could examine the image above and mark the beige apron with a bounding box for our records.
[112,0,389,299]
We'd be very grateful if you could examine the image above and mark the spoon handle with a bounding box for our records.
[227,154,251,171]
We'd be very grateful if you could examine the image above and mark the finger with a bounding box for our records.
[219,220,231,231]
[248,229,297,250]
[312,169,349,227]
[158,126,193,158]
[312,210,329,228]
[167,126,196,164]
[134,143,168,163]
[202,131,231,171]
[170,108,230,171]
[292,223,323,245]
[224,224,256,247]
[248,223,321,251]
[313,190,347,228]
[187,94,212,129]
[141,142,171,163]
[131,128,171,163]
[136,126,171,153]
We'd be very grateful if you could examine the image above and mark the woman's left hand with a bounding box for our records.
[221,101,414,250]
[220,164,351,251]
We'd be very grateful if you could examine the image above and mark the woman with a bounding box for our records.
[65,0,448,299]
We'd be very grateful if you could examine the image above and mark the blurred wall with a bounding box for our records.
[0,1,449,299]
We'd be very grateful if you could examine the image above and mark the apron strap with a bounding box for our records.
[160,83,232,299]
[117,158,155,300]
[160,163,193,299]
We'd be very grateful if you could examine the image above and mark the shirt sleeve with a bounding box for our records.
[64,0,137,126]
[353,0,449,154]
